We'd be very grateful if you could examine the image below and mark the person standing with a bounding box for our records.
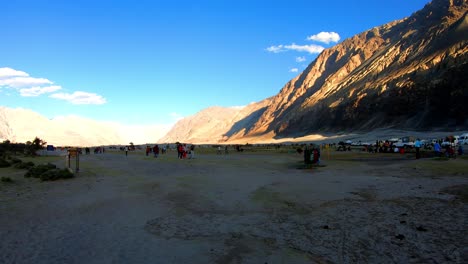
[434,141,441,157]
[189,145,195,159]
[124,146,129,156]
[414,138,422,159]
[153,145,159,158]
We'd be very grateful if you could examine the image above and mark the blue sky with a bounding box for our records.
[1,0,430,125]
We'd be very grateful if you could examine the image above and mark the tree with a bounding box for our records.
[25,137,47,156]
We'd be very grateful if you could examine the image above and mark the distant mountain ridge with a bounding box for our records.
[0,107,170,146]
[161,0,468,143]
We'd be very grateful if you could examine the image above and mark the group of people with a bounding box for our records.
[177,143,195,159]
[84,147,105,154]
[145,145,165,158]
[217,145,229,155]
[432,141,463,158]
[302,144,321,165]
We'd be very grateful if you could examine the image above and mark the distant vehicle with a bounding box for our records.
[459,133,468,145]
[395,136,415,148]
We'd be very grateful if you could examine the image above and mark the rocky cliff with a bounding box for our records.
[239,0,468,139]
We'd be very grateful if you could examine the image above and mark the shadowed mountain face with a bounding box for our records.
[163,0,468,143]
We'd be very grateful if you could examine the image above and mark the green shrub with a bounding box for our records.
[0,159,11,168]
[14,161,35,169]
[24,163,57,178]
[39,168,74,181]
[8,157,22,164]
[1,176,13,182]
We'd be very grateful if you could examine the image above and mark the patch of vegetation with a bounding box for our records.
[7,156,22,164]
[39,168,74,181]
[0,137,47,157]
[0,159,11,168]
[1,176,13,183]
[24,163,57,178]
[23,162,74,181]
[14,161,35,169]
[441,185,468,203]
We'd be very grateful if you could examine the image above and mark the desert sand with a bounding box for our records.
[1,146,467,264]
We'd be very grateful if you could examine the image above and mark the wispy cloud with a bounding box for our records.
[0,67,107,104]
[266,43,324,54]
[0,76,53,88]
[266,45,285,53]
[50,91,107,105]
[307,32,340,44]
[296,56,306,63]
[20,85,62,97]
[289,68,299,73]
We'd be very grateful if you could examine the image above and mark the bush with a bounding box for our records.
[39,168,74,181]
[8,157,22,164]
[24,163,73,181]
[14,161,35,169]
[1,176,13,183]
[24,163,57,178]
[0,159,11,168]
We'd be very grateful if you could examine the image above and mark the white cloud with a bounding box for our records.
[266,45,285,53]
[289,68,299,73]
[266,43,324,54]
[50,91,107,105]
[307,32,341,44]
[0,67,29,78]
[296,56,306,63]
[0,76,53,88]
[0,67,106,105]
[285,43,324,54]
[20,85,62,97]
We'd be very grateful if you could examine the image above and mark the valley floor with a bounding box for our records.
[1,148,467,263]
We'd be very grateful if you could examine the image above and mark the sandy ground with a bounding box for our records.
[1,148,467,264]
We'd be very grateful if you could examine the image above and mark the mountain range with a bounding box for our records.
[161,0,468,143]
[0,107,170,146]
[2,0,467,146]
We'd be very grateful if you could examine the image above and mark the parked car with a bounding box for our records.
[394,136,415,148]
[458,133,468,145]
